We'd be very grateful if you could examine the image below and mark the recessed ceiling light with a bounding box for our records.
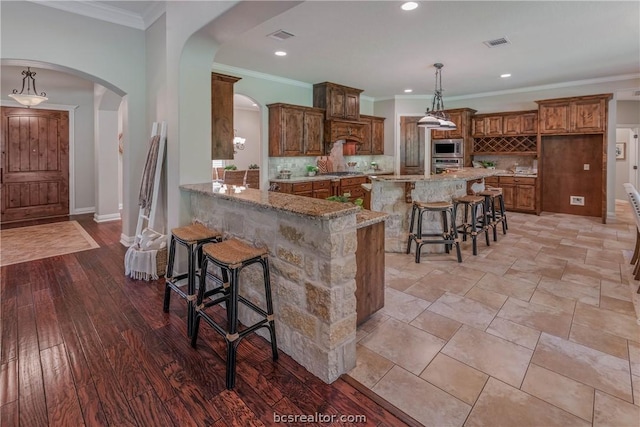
[252,103,258,107]
[404,89,413,93]
[500,73,511,78]
[401,2,418,11]
[274,51,287,56]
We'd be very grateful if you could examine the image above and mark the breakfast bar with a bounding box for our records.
[369,168,504,252]
[180,182,387,383]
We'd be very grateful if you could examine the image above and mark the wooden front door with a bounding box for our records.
[541,134,604,219]
[400,116,425,175]
[1,107,70,223]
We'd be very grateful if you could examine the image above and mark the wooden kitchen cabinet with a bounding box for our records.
[211,72,241,160]
[268,103,325,157]
[431,108,476,167]
[356,220,385,325]
[502,111,538,135]
[270,179,333,200]
[499,176,537,213]
[472,114,502,137]
[324,119,366,145]
[359,115,385,155]
[339,175,368,202]
[313,82,364,121]
[537,94,611,134]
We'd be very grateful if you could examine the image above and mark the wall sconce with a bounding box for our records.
[8,67,48,108]
[233,129,245,152]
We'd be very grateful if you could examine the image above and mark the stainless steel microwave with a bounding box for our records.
[432,139,463,158]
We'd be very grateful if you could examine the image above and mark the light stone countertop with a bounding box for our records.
[181,182,360,219]
[269,169,394,183]
[356,210,389,229]
[370,168,507,183]
[495,172,538,178]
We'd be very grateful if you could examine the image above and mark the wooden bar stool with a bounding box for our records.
[163,223,222,337]
[477,187,508,241]
[407,201,462,263]
[191,238,278,390]
[452,195,490,256]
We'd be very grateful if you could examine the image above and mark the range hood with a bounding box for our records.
[325,119,365,145]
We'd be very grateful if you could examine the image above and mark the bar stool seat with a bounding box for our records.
[477,187,508,241]
[452,195,490,256]
[191,238,278,390]
[163,223,222,337]
[407,200,462,263]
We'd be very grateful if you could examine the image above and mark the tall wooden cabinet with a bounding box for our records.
[268,103,325,157]
[313,82,363,121]
[211,72,241,160]
[431,108,476,166]
[538,95,608,134]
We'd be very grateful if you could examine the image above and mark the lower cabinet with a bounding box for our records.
[270,179,333,199]
[339,176,368,202]
[356,221,385,325]
[484,176,537,213]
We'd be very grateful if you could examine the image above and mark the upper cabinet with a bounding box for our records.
[268,103,325,157]
[432,109,475,140]
[473,110,537,138]
[313,82,364,121]
[358,115,385,155]
[211,72,241,160]
[536,94,611,134]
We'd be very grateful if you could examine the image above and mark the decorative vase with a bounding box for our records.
[308,171,317,177]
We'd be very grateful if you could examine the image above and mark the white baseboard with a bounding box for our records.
[94,212,121,223]
[73,206,95,215]
[607,210,616,223]
[120,233,135,247]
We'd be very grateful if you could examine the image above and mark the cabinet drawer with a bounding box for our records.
[313,179,331,190]
[343,186,366,199]
[500,176,536,185]
[292,182,313,193]
[341,176,368,186]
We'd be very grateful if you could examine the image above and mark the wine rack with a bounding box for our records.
[473,135,537,155]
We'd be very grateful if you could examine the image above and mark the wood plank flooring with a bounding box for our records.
[0,215,410,426]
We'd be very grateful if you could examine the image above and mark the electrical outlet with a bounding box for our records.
[570,196,585,206]
[583,164,590,170]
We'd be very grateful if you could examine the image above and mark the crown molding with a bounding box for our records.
[27,0,153,30]
[212,62,311,89]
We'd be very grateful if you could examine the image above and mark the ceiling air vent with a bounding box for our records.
[483,37,511,48]
[267,30,295,41]
[634,90,640,97]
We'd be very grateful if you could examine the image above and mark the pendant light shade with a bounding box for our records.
[417,63,456,130]
[8,67,48,108]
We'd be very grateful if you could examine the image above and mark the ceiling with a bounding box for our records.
[32,1,640,101]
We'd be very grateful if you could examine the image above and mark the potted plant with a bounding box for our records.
[248,164,259,169]
[306,165,319,176]
[224,164,237,170]
[481,161,496,169]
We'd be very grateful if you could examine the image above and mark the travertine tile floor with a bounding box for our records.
[349,201,640,426]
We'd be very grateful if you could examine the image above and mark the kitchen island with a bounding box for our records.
[180,182,387,383]
[369,168,504,252]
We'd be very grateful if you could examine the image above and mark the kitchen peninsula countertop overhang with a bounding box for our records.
[369,168,507,182]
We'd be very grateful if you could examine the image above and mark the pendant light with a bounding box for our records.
[8,67,48,108]
[418,63,456,130]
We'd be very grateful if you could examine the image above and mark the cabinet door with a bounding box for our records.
[539,103,571,134]
[515,184,536,211]
[345,92,360,120]
[445,111,463,139]
[211,73,240,160]
[472,117,485,137]
[329,88,345,119]
[281,108,305,156]
[501,183,515,210]
[573,98,606,133]
[304,110,324,156]
[358,117,373,155]
[313,188,331,199]
[485,116,503,136]
[502,115,521,135]
[520,113,538,135]
[371,118,385,154]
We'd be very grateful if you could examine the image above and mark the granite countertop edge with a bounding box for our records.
[356,210,389,229]
[269,169,394,183]
[181,183,359,220]
[370,168,507,183]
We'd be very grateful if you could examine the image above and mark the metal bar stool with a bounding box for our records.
[163,223,222,337]
[190,238,278,390]
[477,187,508,241]
[452,195,490,256]
[407,201,462,263]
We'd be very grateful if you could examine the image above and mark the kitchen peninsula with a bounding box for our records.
[369,168,504,252]
[180,183,387,384]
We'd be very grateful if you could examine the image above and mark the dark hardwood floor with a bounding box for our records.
[0,214,411,426]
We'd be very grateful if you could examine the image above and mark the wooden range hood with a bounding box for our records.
[325,119,365,155]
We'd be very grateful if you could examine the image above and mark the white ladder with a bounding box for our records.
[135,121,167,237]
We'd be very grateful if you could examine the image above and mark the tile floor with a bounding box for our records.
[349,201,640,426]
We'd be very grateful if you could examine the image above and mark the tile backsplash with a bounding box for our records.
[269,155,394,178]
[472,155,537,172]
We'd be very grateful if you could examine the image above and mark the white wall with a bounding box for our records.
[615,128,635,199]
[232,108,261,169]
[618,101,640,125]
